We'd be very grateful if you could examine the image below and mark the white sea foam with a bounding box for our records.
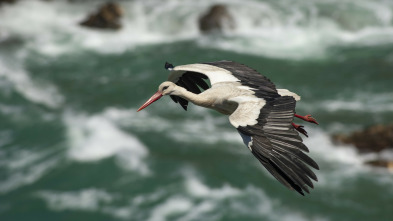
[305,129,363,165]
[36,188,114,211]
[320,98,393,113]
[1,0,393,59]
[200,0,393,59]
[144,173,238,221]
[0,151,60,193]
[99,168,327,220]
[185,176,241,199]
[101,188,168,219]
[300,128,393,189]
[102,107,242,145]
[299,92,393,113]
[0,0,196,56]
[178,201,216,221]
[182,173,331,221]
[0,59,64,108]
[64,111,149,175]
[308,129,393,177]
[147,197,193,221]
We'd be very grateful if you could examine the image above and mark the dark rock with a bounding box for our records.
[365,160,393,171]
[80,2,123,30]
[332,124,393,153]
[198,4,235,34]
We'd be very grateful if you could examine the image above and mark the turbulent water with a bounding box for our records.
[1,0,393,220]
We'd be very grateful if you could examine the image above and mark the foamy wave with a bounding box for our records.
[180,174,327,221]
[305,129,364,169]
[199,0,393,59]
[72,168,329,220]
[148,197,193,221]
[1,0,393,59]
[36,188,114,211]
[103,107,242,145]
[64,111,149,175]
[308,129,393,163]
[0,149,60,193]
[185,176,241,199]
[301,129,393,189]
[322,93,393,113]
[300,92,393,113]
[0,0,197,56]
[0,58,64,108]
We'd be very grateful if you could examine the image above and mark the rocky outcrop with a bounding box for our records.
[80,2,123,30]
[198,4,235,34]
[333,124,393,170]
[365,160,393,169]
[333,124,393,153]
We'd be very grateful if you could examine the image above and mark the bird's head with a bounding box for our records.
[137,81,178,112]
[158,81,178,96]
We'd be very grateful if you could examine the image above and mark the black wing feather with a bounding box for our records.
[238,96,319,195]
[168,71,210,111]
[206,61,279,101]
[181,76,202,94]
[170,95,178,103]
[186,74,210,90]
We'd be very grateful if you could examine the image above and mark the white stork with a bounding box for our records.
[137,61,319,195]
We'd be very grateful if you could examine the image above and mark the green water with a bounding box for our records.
[1,1,393,221]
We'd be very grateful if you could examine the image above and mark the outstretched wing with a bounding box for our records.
[167,60,278,110]
[205,61,279,102]
[167,61,318,195]
[230,95,319,195]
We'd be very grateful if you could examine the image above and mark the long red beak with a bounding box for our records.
[137,91,163,112]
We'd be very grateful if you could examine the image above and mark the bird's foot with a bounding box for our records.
[292,123,308,137]
[294,114,319,125]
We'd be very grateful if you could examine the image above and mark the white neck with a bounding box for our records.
[174,86,210,107]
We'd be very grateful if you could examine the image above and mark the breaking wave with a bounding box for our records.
[63,111,150,175]
[1,0,393,59]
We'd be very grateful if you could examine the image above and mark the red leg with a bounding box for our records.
[292,122,308,137]
[294,114,319,125]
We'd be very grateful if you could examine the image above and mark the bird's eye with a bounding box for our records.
[162,86,169,91]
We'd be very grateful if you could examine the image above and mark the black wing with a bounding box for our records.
[236,96,319,195]
[205,61,279,102]
[169,71,210,110]
[168,60,278,110]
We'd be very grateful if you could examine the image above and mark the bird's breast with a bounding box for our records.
[198,85,245,115]
[210,100,238,115]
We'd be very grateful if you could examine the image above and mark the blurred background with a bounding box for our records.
[1,0,393,220]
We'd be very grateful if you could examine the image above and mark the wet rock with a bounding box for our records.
[198,4,235,34]
[80,2,123,30]
[365,160,393,171]
[333,124,393,170]
[333,124,393,153]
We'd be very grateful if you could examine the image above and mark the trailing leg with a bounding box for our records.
[294,114,319,125]
[292,122,308,137]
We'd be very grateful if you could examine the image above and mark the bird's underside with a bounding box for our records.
[140,60,319,195]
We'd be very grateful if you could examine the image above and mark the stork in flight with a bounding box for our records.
[138,61,319,195]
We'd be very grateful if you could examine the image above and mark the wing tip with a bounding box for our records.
[165,62,174,70]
